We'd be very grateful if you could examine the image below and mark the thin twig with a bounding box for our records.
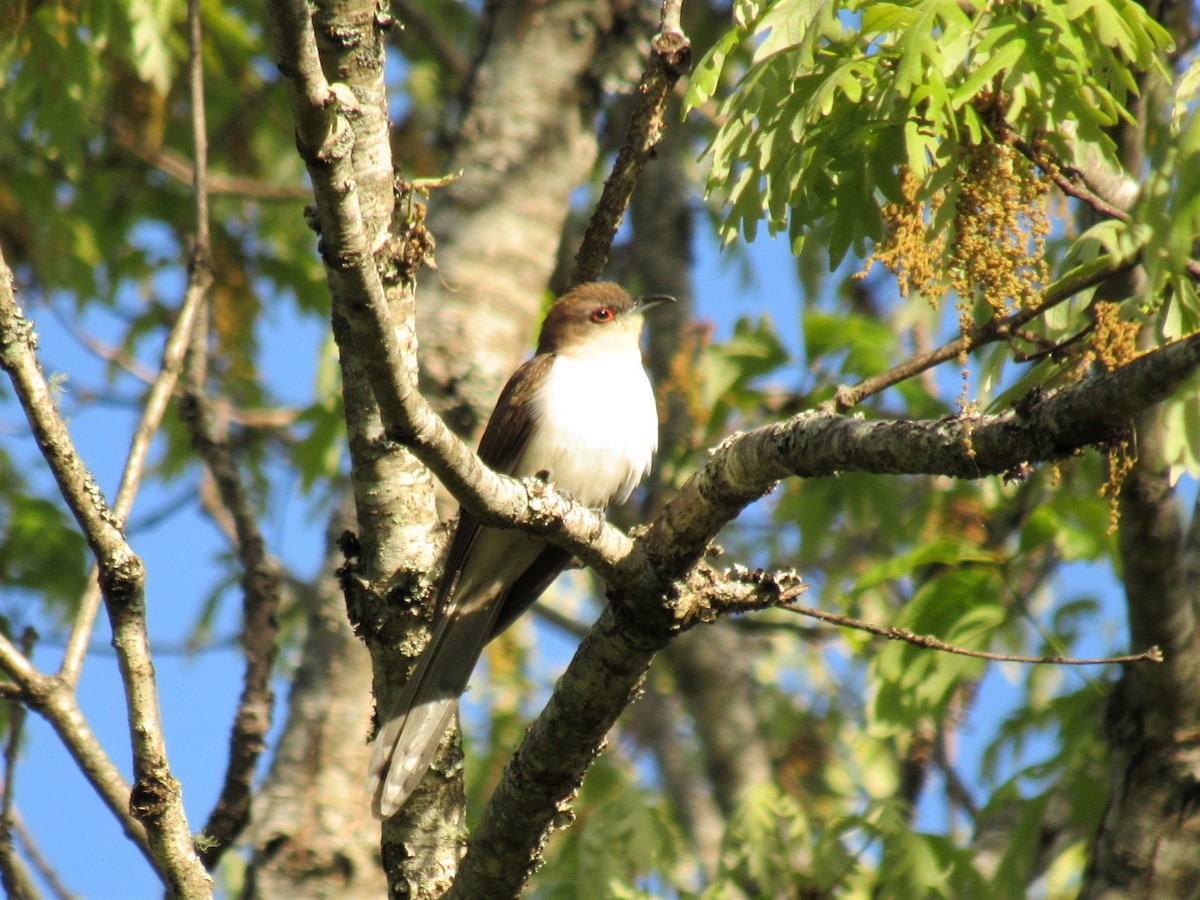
[176,0,282,864]
[830,253,1139,412]
[51,309,159,383]
[0,630,156,871]
[181,376,284,866]
[391,0,470,81]
[59,0,217,688]
[780,602,1162,665]
[31,631,241,659]
[189,0,210,257]
[1001,127,1200,281]
[57,287,208,687]
[10,808,78,900]
[933,725,979,821]
[0,631,37,900]
[530,602,591,640]
[1012,134,1134,223]
[0,832,36,900]
[1,631,33,823]
[732,616,836,641]
[48,311,300,429]
[105,116,309,201]
[570,5,691,284]
[57,258,212,688]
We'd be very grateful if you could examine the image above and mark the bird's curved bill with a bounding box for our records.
[635,294,676,311]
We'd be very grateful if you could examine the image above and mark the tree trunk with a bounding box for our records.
[1082,408,1200,898]
[245,527,387,899]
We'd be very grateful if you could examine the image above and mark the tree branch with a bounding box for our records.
[449,332,1200,895]
[997,123,1200,282]
[0,629,156,871]
[778,602,1161,665]
[0,250,211,896]
[9,803,78,900]
[105,116,310,202]
[56,271,208,687]
[166,0,283,868]
[570,6,691,284]
[181,377,283,868]
[830,253,1139,412]
[0,630,37,900]
[449,566,804,896]
[390,0,471,82]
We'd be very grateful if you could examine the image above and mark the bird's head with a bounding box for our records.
[535,282,674,357]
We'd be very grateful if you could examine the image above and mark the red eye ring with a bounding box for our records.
[590,307,614,323]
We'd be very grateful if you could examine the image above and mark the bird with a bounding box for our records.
[368,281,671,818]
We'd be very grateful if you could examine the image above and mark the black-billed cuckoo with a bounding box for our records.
[368,282,671,818]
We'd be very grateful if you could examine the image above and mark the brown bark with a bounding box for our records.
[377,1,651,892]
[1078,3,1200,889]
[269,0,652,894]
[269,0,1200,893]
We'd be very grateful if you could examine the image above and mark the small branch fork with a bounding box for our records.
[832,106,1200,415]
[0,3,220,885]
[995,121,1200,281]
[0,630,39,900]
[173,0,283,870]
[0,255,211,895]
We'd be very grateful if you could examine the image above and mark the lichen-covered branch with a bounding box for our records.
[0,250,211,897]
[0,630,156,873]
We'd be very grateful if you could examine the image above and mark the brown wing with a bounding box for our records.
[487,544,572,638]
[435,353,553,609]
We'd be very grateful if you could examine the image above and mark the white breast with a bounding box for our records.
[519,347,658,508]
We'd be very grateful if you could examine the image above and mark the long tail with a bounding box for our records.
[367,605,496,819]
[368,525,561,817]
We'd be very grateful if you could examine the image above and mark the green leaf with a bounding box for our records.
[701,315,790,408]
[127,0,180,94]
[861,3,918,36]
[951,29,1026,110]
[686,29,740,107]
[852,540,999,595]
[869,568,1005,732]
[752,0,825,63]
[1171,52,1200,131]
[0,495,89,614]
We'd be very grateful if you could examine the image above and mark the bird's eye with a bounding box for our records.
[590,307,614,323]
